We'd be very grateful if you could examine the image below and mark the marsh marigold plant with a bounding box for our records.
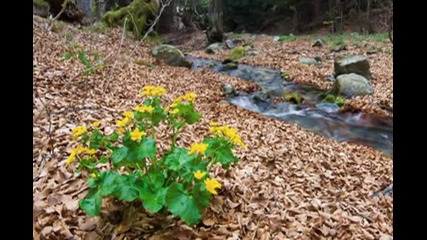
[66,85,246,225]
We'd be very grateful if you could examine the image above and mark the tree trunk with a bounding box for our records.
[206,0,223,43]
[76,0,92,18]
[157,0,177,33]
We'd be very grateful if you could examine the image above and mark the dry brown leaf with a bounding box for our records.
[33,15,393,240]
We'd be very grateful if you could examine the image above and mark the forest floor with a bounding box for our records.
[33,16,393,240]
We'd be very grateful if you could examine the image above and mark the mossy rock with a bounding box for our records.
[151,44,192,68]
[226,47,245,62]
[333,73,372,97]
[102,0,159,40]
[284,91,303,104]
[321,94,347,107]
[220,62,238,71]
[33,0,50,17]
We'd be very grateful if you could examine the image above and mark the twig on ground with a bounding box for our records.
[103,18,128,93]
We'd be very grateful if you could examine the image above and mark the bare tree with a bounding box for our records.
[206,0,223,43]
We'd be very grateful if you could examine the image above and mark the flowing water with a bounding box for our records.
[187,56,393,156]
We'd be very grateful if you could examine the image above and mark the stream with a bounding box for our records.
[187,56,393,157]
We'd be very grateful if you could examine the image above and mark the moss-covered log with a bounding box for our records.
[102,0,160,40]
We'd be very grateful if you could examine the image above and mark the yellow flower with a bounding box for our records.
[90,172,99,179]
[92,121,101,128]
[71,126,87,140]
[210,121,219,127]
[141,86,167,97]
[122,111,134,119]
[193,170,207,180]
[171,109,179,115]
[85,149,97,155]
[209,125,246,148]
[170,102,179,108]
[204,178,222,194]
[189,143,208,155]
[117,127,125,134]
[66,146,86,164]
[182,92,197,103]
[130,128,145,142]
[135,105,154,113]
[116,117,131,127]
[66,149,78,164]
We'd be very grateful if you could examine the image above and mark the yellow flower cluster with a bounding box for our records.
[135,105,154,113]
[141,86,167,97]
[209,122,247,148]
[193,170,206,180]
[204,178,222,194]
[116,117,131,127]
[173,92,197,104]
[130,128,145,142]
[189,142,209,155]
[122,111,134,118]
[71,126,87,140]
[92,121,101,128]
[66,146,97,164]
[181,92,197,103]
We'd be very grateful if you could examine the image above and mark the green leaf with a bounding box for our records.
[100,171,119,196]
[151,108,167,126]
[111,146,128,165]
[113,175,139,201]
[87,177,98,188]
[184,111,201,124]
[164,147,194,171]
[138,137,156,160]
[106,132,119,142]
[192,183,211,211]
[99,156,108,164]
[204,138,237,169]
[176,104,201,124]
[140,187,167,213]
[79,188,102,216]
[214,148,238,169]
[89,129,104,149]
[165,182,202,225]
[63,52,71,60]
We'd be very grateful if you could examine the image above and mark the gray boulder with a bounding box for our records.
[335,55,371,79]
[225,39,235,49]
[299,58,320,66]
[206,42,224,54]
[312,39,327,47]
[334,73,373,97]
[220,62,238,71]
[151,45,192,68]
[220,83,239,97]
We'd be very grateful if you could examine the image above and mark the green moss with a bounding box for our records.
[102,0,159,40]
[84,22,109,34]
[280,71,289,79]
[284,91,303,104]
[64,31,74,42]
[277,34,296,42]
[33,0,50,9]
[134,60,154,67]
[228,47,245,62]
[208,62,217,68]
[321,94,347,107]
